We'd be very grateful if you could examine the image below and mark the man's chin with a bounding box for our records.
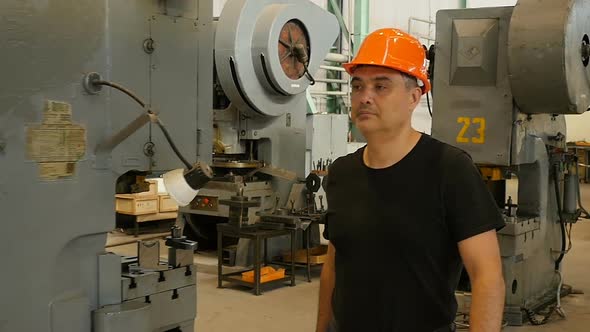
[354,121,377,136]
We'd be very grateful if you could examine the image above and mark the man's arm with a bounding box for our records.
[458,230,505,332]
[316,242,336,332]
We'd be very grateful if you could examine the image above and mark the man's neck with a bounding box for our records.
[363,127,422,169]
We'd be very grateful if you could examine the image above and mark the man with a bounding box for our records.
[316,28,505,332]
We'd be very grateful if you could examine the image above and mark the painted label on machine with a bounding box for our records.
[26,100,86,180]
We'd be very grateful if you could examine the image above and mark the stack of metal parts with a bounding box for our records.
[220,190,261,229]
[95,227,198,331]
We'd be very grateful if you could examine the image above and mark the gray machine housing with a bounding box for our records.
[432,0,590,325]
[0,0,338,331]
[0,1,213,331]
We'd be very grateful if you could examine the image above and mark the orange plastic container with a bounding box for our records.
[241,267,286,283]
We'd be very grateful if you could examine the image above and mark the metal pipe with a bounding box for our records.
[414,32,436,42]
[325,53,349,63]
[315,78,348,84]
[409,16,435,24]
[320,65,346,72]
[347,0,353,59]
[354,0,369,56]
[310,91,348,96]
[564,163,579,214]
[328,0,351,45]
[408,17,436,43]
[564,172,578,214]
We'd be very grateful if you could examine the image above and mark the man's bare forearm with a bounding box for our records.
[317,243,336,332]
[469,277,505,332]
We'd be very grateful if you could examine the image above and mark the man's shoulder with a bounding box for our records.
[422,135,473,166]
[327,147,364,177]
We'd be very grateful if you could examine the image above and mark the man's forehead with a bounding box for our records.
[351,66,402,81]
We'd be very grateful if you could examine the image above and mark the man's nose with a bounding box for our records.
[356,88,374,105]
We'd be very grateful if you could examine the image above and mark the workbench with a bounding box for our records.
[217,223,296,295]
[267,215,325,283]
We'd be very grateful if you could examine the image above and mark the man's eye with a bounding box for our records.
[376,85,387,90]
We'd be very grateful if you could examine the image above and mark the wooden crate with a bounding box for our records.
[282,245,328,264]
[115,194,159,215]
[158,194,178,212]
[136,211,178,223]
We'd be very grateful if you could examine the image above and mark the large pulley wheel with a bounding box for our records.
[278,20,311,80]
[508,0,590,114]
[215,0,339,117]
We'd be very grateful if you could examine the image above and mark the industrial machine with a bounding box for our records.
[181,0,339,260]
[431,0,590,325]
[0,0,338,331]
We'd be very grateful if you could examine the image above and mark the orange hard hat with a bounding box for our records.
[343,28,431,94]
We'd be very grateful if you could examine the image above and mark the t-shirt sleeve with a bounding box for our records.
[443,151,505,243]
[322,213,330,240]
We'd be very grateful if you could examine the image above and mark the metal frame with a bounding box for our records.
[216,223,296,296]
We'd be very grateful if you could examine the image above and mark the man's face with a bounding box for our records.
[350,66,422,137]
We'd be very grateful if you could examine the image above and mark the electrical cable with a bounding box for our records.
[94,80,193,169]
[426,91,433,117]
[555,270,566,318]
[524,166,570,326]
[154,118,192,169]
[553,164,567,271]
[526,305,557,326]
[303,62,316,85]
[526,271,570,325]
[96,80,146,108]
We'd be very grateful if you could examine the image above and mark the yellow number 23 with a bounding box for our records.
[456,117,485,144]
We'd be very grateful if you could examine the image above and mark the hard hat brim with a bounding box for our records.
[343,61,431,95]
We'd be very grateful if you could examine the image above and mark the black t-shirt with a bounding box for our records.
[323,134,505,332]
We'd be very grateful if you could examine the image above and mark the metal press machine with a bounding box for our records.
[432,0,590,325]
[0,0,338,331]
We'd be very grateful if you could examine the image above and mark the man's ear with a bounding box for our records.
[409,87,422,111]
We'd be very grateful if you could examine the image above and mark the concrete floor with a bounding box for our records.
[109,185,590,332]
